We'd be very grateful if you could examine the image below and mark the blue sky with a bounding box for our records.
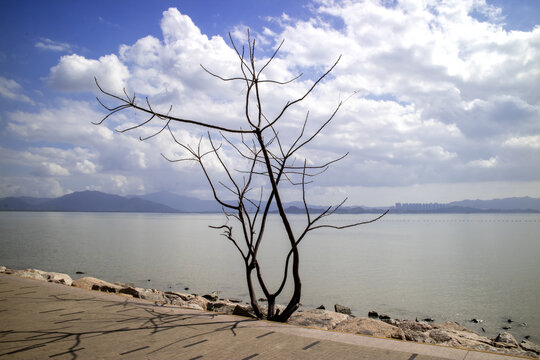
[1,0,539,206]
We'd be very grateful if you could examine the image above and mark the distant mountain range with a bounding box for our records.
[0,190,539,214]
[0,191,178,213]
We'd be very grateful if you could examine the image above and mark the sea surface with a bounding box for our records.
[1,211,539,342]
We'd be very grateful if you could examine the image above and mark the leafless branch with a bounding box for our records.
[94,32,386,323]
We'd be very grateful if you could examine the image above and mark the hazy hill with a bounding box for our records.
[0,197,34,211]
[1,191,539,214]
[449,197,540,211]
[134,191,221,213]
[0,191,178,213]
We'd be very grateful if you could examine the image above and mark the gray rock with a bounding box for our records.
[398,320,432,332]
[288,309,350,330]
[187,296,209,311]
[232,305,256,318]
[47,272,73,286]
[334,304,351,315]
[381,318,400,326]
[137,288,167,303]
[72,277,121,292]
[207,299,237,314]
[184,303,205,311]
[12,269,73,286]
[493,332,519,348]
[436,321,469,332]
[429,330,453,343]
[403,330,434,343]
[165,291,191,301]
[520,340,540,355]
[334,317,405,340]
[316,305,326,310]
[368,311,379,318]
[118,286,141,298]
[163,293,188,306]
[379,314,391,320]
[202,292,219,301]
[259,304,286,318]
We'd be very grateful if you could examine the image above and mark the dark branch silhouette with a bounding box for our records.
[95,31,387,322]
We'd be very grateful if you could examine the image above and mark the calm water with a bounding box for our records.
[1,212,539,341]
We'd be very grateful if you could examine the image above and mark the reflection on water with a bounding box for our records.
[1,212,539,341]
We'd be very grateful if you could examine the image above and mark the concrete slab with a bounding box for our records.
[0,274,531,359]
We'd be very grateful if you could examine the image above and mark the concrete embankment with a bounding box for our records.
[1,266,538,359]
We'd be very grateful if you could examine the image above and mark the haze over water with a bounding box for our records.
[1,212,539,342]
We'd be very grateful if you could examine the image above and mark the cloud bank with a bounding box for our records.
[2,1,539,205]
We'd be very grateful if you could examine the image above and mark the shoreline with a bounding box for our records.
[1,265,539,358]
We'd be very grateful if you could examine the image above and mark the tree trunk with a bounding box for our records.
[245,264,262,319]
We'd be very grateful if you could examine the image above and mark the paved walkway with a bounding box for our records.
[0,274,529,359]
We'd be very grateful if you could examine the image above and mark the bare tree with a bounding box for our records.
[95,33,387,322]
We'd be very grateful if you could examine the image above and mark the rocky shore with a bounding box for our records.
[2,266,539,359]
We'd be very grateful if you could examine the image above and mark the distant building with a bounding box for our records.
[394,202,448,211]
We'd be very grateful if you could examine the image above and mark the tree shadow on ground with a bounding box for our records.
[0,292,256,359]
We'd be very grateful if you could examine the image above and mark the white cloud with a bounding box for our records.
[48,54,129,93]
[3,2,539,201]
[0,177,66,198]
[35,38,72,52]
[111,175,127,188]
[503,135,540,149]
[76,159,97,174]
[0,77,34,104]
[37,162,71,176]
[467,156,497,168]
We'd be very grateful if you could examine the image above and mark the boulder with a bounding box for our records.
[368,311,379,318]
[288,309,350,330]
[164,293,188,306]
[118,286,141,298]
[72,277,122,293]
[202,292,219,301]
[397,321,434,343]
[137,288,167,303]
[0,266,6,273]
[334,317,405,340]
[520,340,540,355]
[399,320,433,332]
[12,269,73,286]
[232,304,256,318]
[316,305,326,310]
[259,304,286,318]
[334,304,351,315]
[187,296,209,311]
[379,314,391,320]
[165,291,191,302]
[184,303,205,311]
[47,272,73,286]
[436,321,469,332]
[207,299,237,314]
[493,332,519,348]
[381,318,400,326]
[429,329,454,343]
[12,268,46,281]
